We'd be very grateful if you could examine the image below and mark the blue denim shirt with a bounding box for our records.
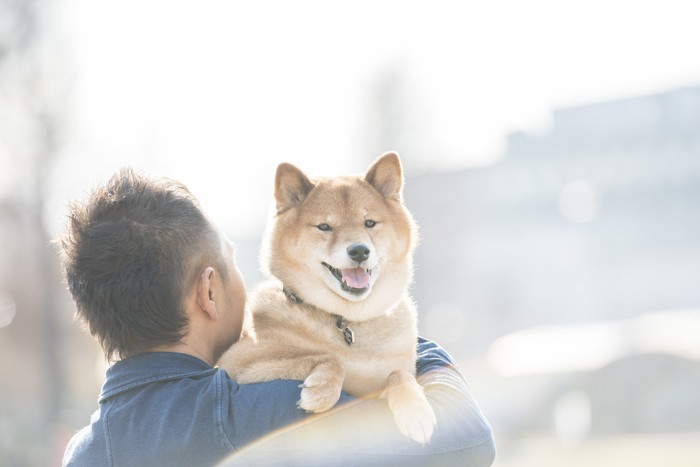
[63,338,495,466]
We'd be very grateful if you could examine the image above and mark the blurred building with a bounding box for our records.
[406,85,700,358]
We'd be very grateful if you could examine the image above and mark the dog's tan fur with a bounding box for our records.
[218,152,436,444]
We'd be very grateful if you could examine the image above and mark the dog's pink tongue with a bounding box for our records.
[340,268,370,289]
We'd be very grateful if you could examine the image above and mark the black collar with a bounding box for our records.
[282,286,355,345]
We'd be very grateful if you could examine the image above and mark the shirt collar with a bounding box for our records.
[98,352,217,403]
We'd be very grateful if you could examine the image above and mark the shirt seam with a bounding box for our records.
[103,403,114,467]
[215,371,236,452]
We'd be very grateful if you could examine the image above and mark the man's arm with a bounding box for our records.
[221,337,496,466]
[224,377,354,449]
[413,337,497,465]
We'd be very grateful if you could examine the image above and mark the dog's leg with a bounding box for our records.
[221,348,345,413]
[382,369,437,445]
[298,357,345,413]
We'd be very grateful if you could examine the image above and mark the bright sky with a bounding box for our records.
[40,0,700,237]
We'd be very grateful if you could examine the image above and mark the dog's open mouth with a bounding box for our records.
[322,262,373,294]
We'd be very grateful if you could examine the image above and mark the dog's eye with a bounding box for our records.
[364,219,377,228]
[317,223,332,231]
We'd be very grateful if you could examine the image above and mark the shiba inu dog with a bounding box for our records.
[218,152,436,444]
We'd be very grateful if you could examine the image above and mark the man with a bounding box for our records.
[60,168,495,466]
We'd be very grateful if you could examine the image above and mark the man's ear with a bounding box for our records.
[274,163,315,214]
[196,266,219,321]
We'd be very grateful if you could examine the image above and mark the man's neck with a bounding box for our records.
[150,342,215,367]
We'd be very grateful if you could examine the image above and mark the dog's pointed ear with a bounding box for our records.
[364,152,404,201]
[275,163,315,213]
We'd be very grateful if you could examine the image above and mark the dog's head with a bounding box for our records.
[262,152,418,321]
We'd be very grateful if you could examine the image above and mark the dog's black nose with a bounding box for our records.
[347,243,370,263]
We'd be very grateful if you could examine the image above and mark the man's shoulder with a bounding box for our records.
[64,362,321,466]
[98,352,217,402]
[64,368,235,466]
[62,411,114,467]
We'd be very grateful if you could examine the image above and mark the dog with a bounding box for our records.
[218,152,436,444]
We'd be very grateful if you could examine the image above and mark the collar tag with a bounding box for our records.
[335,316,355,345]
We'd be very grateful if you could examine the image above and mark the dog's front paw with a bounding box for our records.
[391,396,436,445]
[297,370,343,413]
[384,370,437,444]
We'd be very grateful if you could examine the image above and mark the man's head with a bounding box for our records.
[59,168,244,362]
